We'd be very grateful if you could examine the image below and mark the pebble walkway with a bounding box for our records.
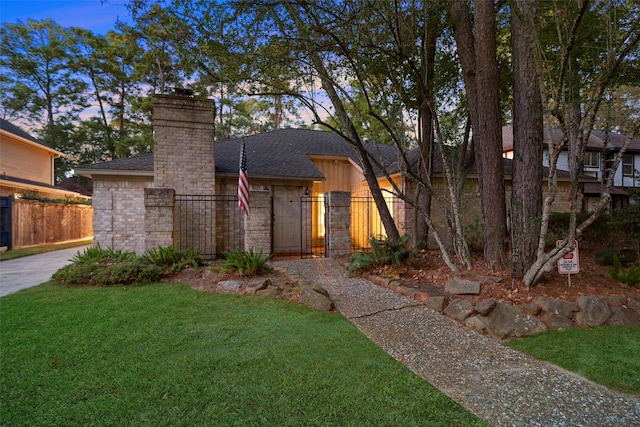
[274,258,640,427]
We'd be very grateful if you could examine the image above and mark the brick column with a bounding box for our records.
[244,191,272,255]
[145,188,174,251]
[325,191,351,258]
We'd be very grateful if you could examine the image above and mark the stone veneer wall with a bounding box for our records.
[402,178,574,250]
[325,191,351,257]
[92,176,153,254]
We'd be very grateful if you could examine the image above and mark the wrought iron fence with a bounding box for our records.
[350,196,388,253]
[174,194,243,260]
[301,195,325,258]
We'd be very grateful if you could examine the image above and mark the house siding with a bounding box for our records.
[0,135,55,186]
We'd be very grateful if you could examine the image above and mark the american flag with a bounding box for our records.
[238,140,250,217]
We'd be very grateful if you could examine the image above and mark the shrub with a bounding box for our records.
[216,247,273,276]
[53,245,163,286]
[608,255,640,287]
[348,234,412,275]
[595,247,634,267]
[143,245,205,272]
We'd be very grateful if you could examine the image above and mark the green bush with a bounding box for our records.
[216,247,273,276]
[143,245,205,272]
[53,245,163,286]
[595,247,634,267]
[348,234,412,275]
[608,255,640,287]
[545,211,610,249]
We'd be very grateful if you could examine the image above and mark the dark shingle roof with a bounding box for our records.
[1,118,48,147]
[78,128,588,184]
[78,153,154,171]
[77,129,401,179]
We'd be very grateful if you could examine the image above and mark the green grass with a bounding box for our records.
[508,326,640,396]
[0,239,92,261]
[0,282,486,426]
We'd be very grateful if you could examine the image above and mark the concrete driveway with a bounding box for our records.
[0,245,90,297]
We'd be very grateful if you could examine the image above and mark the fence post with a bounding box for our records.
[145,188,174,251]
[244,190,272,255]
[325,191,351,258]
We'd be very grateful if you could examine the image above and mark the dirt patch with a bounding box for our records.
[368,249,640,305]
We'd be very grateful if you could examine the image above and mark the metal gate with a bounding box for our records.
[174,195,243,260]
[0,196,12,249]
[350,196,386,253]
[301,195,325,258]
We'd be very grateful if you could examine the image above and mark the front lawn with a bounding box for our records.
[508,326,640,396]
[0,282,486,426]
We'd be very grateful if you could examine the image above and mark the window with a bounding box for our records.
[622,154,634,177]
[583,151,599,168]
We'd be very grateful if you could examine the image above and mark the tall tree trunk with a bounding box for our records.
[450,0,507,268]
[511,0,543,276]
[285,3,400,244]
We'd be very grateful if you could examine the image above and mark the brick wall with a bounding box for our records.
[151,95,216,254]
[152,95,216,194]
[92,176,153,254]
[144,188,174,251]
[244,190,271,254]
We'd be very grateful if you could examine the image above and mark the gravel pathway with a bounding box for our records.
[274,258,640,427]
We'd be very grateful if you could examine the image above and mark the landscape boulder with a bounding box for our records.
[540,313,576,329]
[445,277,481,295]
[474,298,497,316]
[443,298,474,321]
[533,296,578,318]
[298,284,334,312]
[486,302,547,340]
[606,306,640,326]
[575,296,611,327]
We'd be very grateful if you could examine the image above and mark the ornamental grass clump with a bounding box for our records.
[347,234,412,276]
[216,247,273,276]
[143,245,205,272]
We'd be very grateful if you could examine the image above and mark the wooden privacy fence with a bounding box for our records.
[12,199,93,249]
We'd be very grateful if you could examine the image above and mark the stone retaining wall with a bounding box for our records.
[362,272,640,340]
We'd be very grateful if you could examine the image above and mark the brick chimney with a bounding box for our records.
[152,95,215,194]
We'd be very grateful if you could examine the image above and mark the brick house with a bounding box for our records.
[75,95,421,258]
[77,96,584,259]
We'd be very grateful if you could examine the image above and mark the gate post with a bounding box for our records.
[145,188,174,251]
[244,190,272,254]
[325,191,351,258]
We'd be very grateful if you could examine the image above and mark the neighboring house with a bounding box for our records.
[0,119,92,249]
[503,125,640,210]
[77,95,586,260]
